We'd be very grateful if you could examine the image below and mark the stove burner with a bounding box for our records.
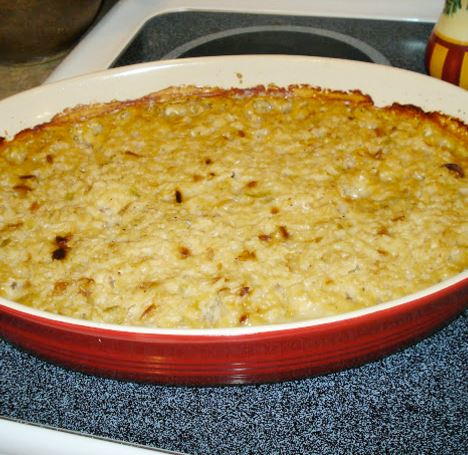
[162,25,390,65]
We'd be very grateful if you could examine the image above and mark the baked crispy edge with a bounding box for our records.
[1,84,467,149]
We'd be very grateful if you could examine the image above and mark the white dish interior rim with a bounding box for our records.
[0,55,466,336]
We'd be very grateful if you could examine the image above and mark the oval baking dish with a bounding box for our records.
[0,56,466,385]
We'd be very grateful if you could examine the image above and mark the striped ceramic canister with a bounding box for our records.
[426,0,468,89]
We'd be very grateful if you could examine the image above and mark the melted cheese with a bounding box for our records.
[0,85,466,328]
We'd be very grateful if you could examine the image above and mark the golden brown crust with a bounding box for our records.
[0,85,376,149]
[2,84,466,152]
[0,84,466,329]
[384,102,468,143]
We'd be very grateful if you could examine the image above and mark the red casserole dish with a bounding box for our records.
[0,56,466,384]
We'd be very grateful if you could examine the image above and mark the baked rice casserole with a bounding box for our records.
[0,85,466,328]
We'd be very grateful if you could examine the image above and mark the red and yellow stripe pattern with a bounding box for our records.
[426,31,468,89]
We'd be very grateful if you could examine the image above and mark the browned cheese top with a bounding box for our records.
[0,85,466,328]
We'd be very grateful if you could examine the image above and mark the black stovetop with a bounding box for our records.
[113,11,433,74]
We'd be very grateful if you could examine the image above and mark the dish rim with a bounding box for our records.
[2,54,468,138]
